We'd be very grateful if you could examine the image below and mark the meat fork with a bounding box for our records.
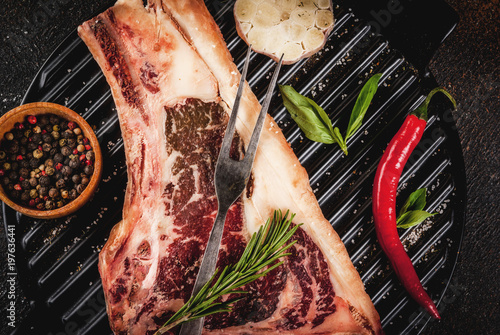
[179,46,283,335]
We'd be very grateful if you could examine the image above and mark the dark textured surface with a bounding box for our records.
[0,0,498,334]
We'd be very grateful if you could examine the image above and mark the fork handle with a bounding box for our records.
[178,206,229,335]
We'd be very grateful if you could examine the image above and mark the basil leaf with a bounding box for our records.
[333,127,347,155]
[345,73,382,139]
[396,210,436,229]
[398,188,427,218]
[279,85,338,144]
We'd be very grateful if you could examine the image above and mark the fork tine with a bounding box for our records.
[243,55,283,167]
[219,45,252,159]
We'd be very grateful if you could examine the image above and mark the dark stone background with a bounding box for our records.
[0,0,498,334]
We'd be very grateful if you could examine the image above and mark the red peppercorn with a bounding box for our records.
[28,115,37,124]
[41,170,47,176]
[83,138,89,144]
[16,122,24,130]
[16,155,23,161]
[44,196,49,201]
[79,154,86,161]
[85,144,92,151]
[14,184,22,191]
[55,163,63,170]
[73,149,79,155]
[29,199,36,207]
[38,145,43,151]
[85,160,93,166]
[0,169,4,177]
[42,129,47,134]
[68,121,76,130]
[35,197,42,204]
[19,177,24,182]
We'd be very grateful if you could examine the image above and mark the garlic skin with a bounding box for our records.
[234,0,335,64]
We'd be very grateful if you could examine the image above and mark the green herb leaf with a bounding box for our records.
[279,85,338,144]
[345,73,382,139]
[398,188,427,217]
[154,210,300,334]
[396,188,437,229]
[396,210,436,229]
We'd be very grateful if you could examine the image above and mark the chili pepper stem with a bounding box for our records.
[411,87,457,121]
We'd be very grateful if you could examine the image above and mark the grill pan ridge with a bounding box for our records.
[3,1,465,334]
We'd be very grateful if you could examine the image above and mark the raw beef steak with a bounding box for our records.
[78,0,382,334]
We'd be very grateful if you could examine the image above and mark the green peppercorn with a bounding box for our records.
[56,200,64,208]
[24,130,32,138]
[51,131,60,140]
[30,189,38,199]
[0,151,5,159]
[45,200,55,210]
[48,188,59,198]
[52,124,60,132]
[45,166,55,176]
[3,162,11,171]
[33,149,43,159]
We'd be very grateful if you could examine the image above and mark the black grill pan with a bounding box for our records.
[3,1,465,334]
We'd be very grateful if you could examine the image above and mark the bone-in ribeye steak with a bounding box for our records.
[78,0,383,334]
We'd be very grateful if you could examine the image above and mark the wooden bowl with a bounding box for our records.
[0,102,102,219]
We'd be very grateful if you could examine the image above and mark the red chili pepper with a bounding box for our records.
[372,88,455,319]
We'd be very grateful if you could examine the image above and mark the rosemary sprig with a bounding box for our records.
[154,210,301,334]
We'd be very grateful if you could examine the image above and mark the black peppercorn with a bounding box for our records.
[62,129,74,139]
[40,115,49,126]
[32,133,42,144]
[64,158,70,166]
[19,168,29,179]
[7,141,19,154]
[11,162,18,171]
[67,138,76,148]
[29,178,37,187]
[76,184,86,194]
[20,160,29,169]
[54,153,64,163]
[61,146,71,156]
[27,142,37,151]
[42,143,52,152]
[38,187,48,197]
[48,188,59,198]
[51,131,60,140]
[10,190,20,199]
[49,115,59,125]
[83,165,94,175]
[21,180,30,190]
[21,191,30,202]
[44,125,53,133]
[39,175,51,187]
[8,171,18,181]
[81,176,90,186]
[56,179,66,189]
[69,158,79,169]
[45,200,55,210]
[72,174,81,185]
[42,133,52,143]
[2,177,10,186]
[29,158,39,169]
[50,148,57,156]
[69,189,78,200]
[36,203,45,210]
[20,137,28,146]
